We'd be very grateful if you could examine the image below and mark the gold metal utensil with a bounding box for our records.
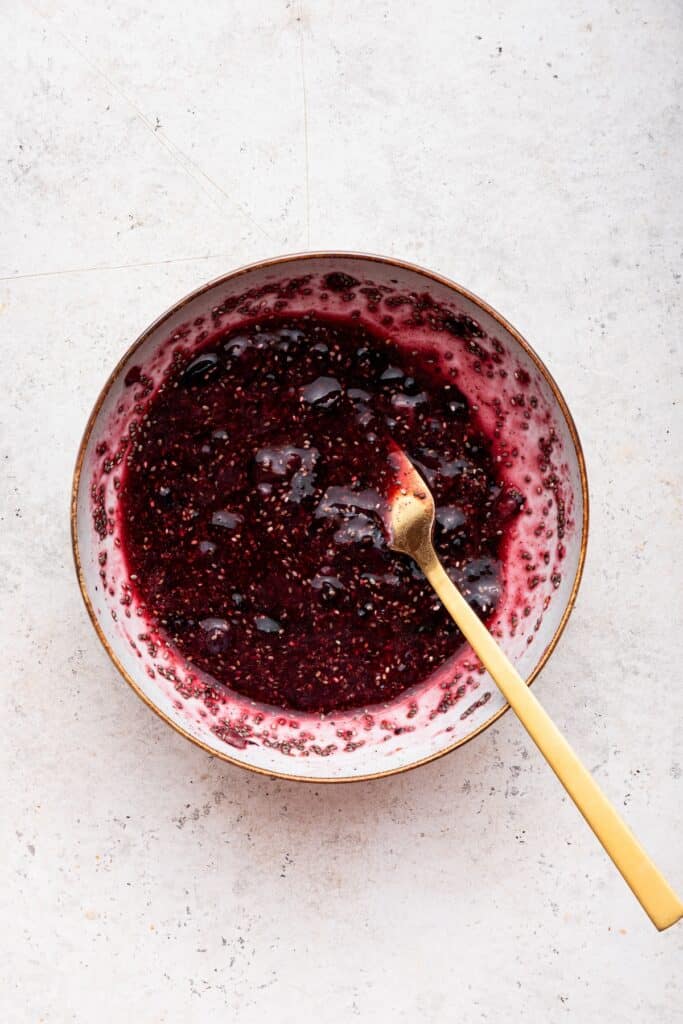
[387,452,682,931]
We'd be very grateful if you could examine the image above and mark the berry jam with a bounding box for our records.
[121,315,523,713]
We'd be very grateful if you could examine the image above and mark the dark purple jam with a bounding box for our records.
[121,315,522,712]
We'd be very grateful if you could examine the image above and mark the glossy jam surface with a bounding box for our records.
[121,315,523,712]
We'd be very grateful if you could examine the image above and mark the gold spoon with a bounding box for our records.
[387,451,682,931]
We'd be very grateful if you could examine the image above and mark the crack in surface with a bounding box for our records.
[297,2,311,247]
[26,3,279,245]
[0,253,232,283]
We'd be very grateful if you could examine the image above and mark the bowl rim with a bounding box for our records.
[71,250,590,784]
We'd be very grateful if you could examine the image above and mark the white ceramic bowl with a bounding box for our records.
[72,253,588,782]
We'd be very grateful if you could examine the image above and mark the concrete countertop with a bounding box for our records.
[2,1,681,1020]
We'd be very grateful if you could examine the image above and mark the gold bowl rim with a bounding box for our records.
[71,250,590,784]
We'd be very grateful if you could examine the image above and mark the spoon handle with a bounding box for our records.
[420,552,683,932]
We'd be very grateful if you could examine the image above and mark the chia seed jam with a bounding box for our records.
[119,311,524,713]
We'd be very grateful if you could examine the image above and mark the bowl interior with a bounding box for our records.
[73,254,587,781]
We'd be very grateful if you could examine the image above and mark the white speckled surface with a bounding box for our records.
[1,1,681,1020]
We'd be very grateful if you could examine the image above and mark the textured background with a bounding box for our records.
[1,1,682,1021]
